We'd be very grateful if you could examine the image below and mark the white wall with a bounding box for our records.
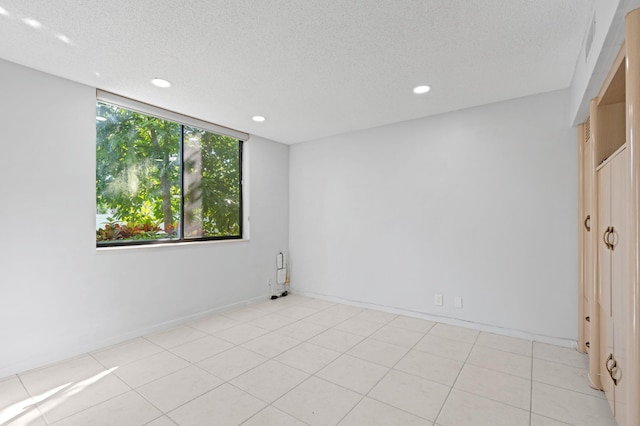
[290,90,577,342]
[0,59,289,377]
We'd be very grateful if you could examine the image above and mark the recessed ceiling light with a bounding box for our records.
[96,116,107,122]
[22,17,42,28]
[0,7,8,16]
[57,34,71,44]
[151,78,171,88]
[252,116,266,122]
[413,85,431,94]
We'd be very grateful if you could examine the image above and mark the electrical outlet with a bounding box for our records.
[454,296,463,309]
[434,294,443,306]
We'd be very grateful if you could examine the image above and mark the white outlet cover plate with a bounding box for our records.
[434,294,443,306]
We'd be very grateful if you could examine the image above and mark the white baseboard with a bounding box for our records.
[292,289,577,349]
[2,289,579,379]
[0,294,268,379]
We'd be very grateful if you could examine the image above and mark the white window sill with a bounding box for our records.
[96,238,250,252]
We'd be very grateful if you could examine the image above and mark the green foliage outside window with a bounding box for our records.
[96,102,242,245]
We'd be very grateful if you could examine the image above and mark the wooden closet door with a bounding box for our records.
[585,139,594,341]
[611,147,629,425]
[598,163,615,412]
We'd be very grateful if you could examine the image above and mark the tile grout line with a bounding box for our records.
[15,373,36,399]
[423,338,543,419]
[45,385,135,425]
[10,374,49,426]
[462,360,531,381]
[330,316,406,425]
[91,338,164,368]
[336,320,440,424]
[530,377,607,400]
[529,339,533,426]
[440,376,535,414]
[166,303,348,425]
[528,346,610,402]
[34,352,136,425]
[7,297,606,426]
[143,414,179,425]
[239,404,313,426]
[133,361,226,414]
[253,313,421,424]
[260,316,387,425]
[70,302,315,424]
[356,322,455,408]
[10,301,339,424]
[51,335,566,424]
[136,308,313,425]
[136,360,232,423]
[432,330,481,425]
[238,368,317,424]
[530,413,574,426]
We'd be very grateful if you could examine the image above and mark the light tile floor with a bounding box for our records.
[0,295,617,426]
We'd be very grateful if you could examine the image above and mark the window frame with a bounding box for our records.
[96,91,247,248]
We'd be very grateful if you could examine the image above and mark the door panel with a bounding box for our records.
[585,139,594,305]
[600,303,615,413]
[611,148,629,424]
[598,165,612,312]
[584,140,595,354]
[597,163,615,414]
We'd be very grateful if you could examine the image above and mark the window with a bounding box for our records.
[95,92,245,246]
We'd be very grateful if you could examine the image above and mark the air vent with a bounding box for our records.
[585,116,591,142]
[585,16,596,63]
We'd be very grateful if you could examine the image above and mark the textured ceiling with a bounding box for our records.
[0,1,592,144]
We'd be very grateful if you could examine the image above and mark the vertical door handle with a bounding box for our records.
[606,353,615,373]
[607,226,616,250]
[584,215,591,231]
[603,228,612,250]
[605,353,620,385]
[611,363,621,386]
